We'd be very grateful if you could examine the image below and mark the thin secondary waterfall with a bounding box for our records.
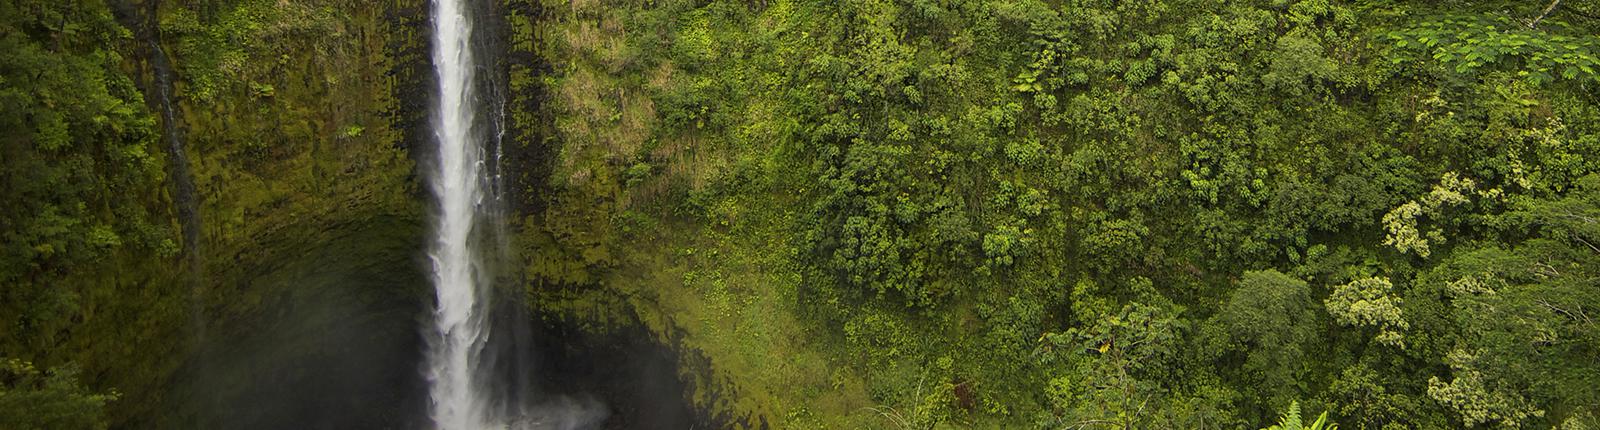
[426,0,491,428]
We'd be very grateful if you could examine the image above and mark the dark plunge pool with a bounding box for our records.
[158,216,699,429]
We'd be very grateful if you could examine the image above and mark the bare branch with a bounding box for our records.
[862,406,913,430]
[1575,236,1600,255]
[1538,299,1595,326]
[1065,419,1123,430]
[1532,261,1561,278]
[1554,209,1598,224]
[1531,0,1564,28]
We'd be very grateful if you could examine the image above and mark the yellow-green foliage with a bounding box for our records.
[523,0,1600,428]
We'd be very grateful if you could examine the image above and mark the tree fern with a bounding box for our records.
[1263,401,1339,430]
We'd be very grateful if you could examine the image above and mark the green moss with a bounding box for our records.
[0,0,429,426]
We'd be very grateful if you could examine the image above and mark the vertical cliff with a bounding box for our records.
[77,0,435,426]
[145,0,436,427]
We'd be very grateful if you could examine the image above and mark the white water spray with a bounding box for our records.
[424,2,612,428]
[425,0,491,427]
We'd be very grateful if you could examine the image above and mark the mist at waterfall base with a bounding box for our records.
[169,273,699,429]
[158,0,698,427]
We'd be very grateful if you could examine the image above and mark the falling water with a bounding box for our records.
[425,0,491,427]
[424,1,614,428]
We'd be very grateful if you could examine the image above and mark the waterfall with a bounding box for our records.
[424,1,612,428]
[425,0,492,427]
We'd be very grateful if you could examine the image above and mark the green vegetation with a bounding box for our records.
[1264,401,1339,430]
[4,0,1600,428]
[523,0,1600,428]
[0,0,169,354]
[0,360,118,430]
[2,0,423,427]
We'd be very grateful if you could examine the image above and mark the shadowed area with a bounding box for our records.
[151,215,701,429]
[166,215,431,429]
[521,315,703,430]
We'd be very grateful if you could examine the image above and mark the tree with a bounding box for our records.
[1325,277,1409,348]
[1419,175,1600,427]
[0,359,117,430]
[1205,270,1320,418]
[0,0,169,357]
[1038,301,1185,429]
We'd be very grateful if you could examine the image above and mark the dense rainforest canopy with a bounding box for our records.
[3,0,1600,429]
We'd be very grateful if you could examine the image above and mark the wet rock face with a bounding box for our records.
[160,215,701,429]
[517,316,704,430]
[177,299,704,429]
[181,285,430,430]
[168,215,431,430]
[119,0,706,426]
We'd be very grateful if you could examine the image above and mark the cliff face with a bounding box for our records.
[34,1,1600,428]
[140,0,433,427]
[96,0,699,427]
[4,0,440,426]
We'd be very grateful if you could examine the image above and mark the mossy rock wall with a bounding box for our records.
[77,0,434,426]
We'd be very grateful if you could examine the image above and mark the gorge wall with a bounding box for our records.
[14,1,1600,429]
[3,0,709,428]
